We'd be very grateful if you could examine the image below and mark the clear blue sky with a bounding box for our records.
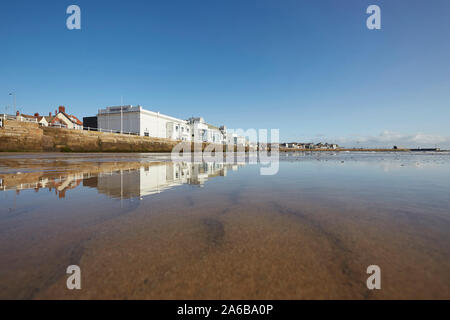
[1,0,449,147]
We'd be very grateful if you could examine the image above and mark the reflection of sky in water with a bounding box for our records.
[0,152,449,299]
[1,152,449,215]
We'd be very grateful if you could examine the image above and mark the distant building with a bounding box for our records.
[330,144,338,149]
[14,111,49,126]
[280,143,297,148]
[279,142,338,150]
[314,142,339,150]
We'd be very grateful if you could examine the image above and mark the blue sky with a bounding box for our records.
[1,0,449,147]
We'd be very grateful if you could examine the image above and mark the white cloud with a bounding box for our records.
[332,131,450,149]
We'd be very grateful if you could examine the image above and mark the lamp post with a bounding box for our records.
[120,96,123,134]
[9,93,16,115]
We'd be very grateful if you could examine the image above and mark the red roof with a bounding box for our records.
[18,109,83,126]
[60,111,83,125]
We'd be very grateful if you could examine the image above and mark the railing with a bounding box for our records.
[1,114,139,136]
[0,114,14,128]
[48,122,140,136]
[22,117,38,123]
[82,126,140,136]
[1,114,18,122]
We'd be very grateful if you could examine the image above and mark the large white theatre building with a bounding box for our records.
[96,105,245,145]
[97,105,191,141]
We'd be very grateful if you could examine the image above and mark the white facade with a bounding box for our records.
[97,105,190,140]
[222,131,246,146]
[97,106,140,134]
[97,105,246,145]
[187,117,224,144]
[206,125,224,144]
[219,126,247,146]
[38,117,48,126]
[188,117,209,142]
[166,121,191,141]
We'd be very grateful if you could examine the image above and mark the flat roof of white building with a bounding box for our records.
[98,105,188,123]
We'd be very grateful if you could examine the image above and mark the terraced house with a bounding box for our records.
[8,106,83,129]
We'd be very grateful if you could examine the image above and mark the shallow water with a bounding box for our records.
[0,152,449,299]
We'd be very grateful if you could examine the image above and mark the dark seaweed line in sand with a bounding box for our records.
[24,236,88,299]
[270,201,372,299]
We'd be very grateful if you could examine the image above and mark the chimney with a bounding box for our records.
[34,113,39,117]
[58,106,66,113]
[55,110,57,115]
[49,112,52,117]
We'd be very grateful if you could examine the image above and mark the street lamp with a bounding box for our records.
[9,93,16,115]
[120,96,123,134]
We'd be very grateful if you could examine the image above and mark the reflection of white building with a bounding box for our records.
[0,162,245,199]
[95,162,235,198]
[189,162,227,185]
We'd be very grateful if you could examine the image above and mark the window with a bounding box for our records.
[144,132,149,137]
[176,125,179,131]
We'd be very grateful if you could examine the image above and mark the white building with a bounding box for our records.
[220,126,246,146]
[187,117,224,144]
[97,105,191,140]
[97,105,246,145]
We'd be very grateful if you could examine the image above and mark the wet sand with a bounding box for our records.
[0,152,449,299]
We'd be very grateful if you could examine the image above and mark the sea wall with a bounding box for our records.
[41,126,182,152]
[0,120,44,152]
[0,120,190,152]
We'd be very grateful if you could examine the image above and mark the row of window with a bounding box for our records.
[175,125,189,133]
